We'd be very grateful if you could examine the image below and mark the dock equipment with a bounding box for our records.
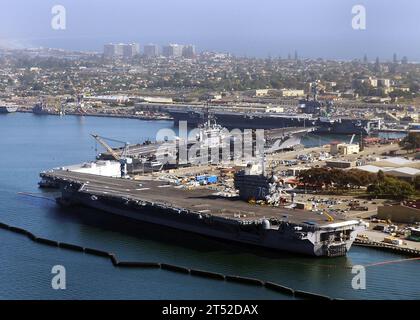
[91,134,132,178]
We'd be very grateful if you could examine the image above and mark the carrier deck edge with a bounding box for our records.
[40,170,366,257]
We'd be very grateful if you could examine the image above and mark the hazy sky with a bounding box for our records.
[0,0,419,60]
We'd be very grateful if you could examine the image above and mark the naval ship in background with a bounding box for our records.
[32,98,65,116]
[168,86,382,135]
[33,100,53,115]
[0,104,18,113]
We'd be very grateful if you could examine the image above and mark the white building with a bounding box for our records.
[61,161,121,178]
[330,142,360,155]
[144,44,159,57]
[122,43,140,58]
[162,44,184,57]
[279,89,305,97]
[182,45,196,58]
[104,43,139,58]
[357,165,420,182]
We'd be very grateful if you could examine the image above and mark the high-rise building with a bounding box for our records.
[363,54,368,63]
[393,53,398,64]
[122,43,140,59]
[144,44,159,57]
[182,45,196,58]
[104,44,118,58]
[103,43,139,58]
[114,44,125,57]
[162,44,184,57]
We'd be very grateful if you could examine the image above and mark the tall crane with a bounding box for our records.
[91,134,132,178]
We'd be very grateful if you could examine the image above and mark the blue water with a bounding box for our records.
[0,113,418,300]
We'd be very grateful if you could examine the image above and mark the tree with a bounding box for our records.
[367,176,415,200]
[377,170,385,182]
[399,132,420,152]
[414,176,420,191]
[297,168,376,190]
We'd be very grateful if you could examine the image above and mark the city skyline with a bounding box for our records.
[0,0,419,60]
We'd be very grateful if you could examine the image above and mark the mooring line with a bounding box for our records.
[363,257,420,268]
[0,220,335,300]
[17,192,56,202]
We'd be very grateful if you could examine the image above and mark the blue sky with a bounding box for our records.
[0,0,418,60]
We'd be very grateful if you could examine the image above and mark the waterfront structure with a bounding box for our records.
[0,105,18,113]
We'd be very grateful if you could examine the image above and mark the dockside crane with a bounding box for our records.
[91,134,132,178]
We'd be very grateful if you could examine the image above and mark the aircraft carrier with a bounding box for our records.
[168,108,381,135]
[39,170,366,257]
[95,120,315,173]
[167,86,382,135]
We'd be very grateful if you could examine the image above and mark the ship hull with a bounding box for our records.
[169,109,314,130]
[168,110,378,135]
[59,188,360,257]
[0,106,18,113]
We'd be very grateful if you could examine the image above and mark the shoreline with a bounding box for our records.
[15,109,173,121]
[355,237,420,257]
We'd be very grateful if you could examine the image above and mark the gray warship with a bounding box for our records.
[0,105,18,113]
[168,85,382,135]
[40,168,366,257]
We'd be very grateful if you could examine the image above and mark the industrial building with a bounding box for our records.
[377,202,420,223]
[326,160,353,169]
[330,142,360,155]
[357,165,420,182]
[279,89,305,97]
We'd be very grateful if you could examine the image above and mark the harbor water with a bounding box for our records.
[0,113,418,300]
